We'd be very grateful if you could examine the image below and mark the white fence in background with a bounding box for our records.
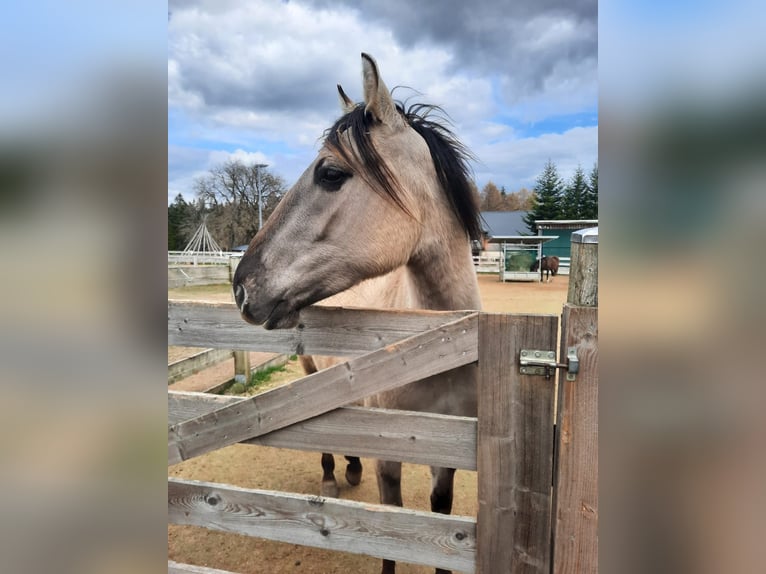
[168,251,242,265]
[472,253,502,274]
[168,251,570,280]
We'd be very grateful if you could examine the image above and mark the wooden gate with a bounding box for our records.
[168,235,598,573]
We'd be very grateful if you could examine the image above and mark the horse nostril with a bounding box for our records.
[234,284,248,312]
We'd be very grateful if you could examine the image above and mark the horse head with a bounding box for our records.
[233,53,479,329]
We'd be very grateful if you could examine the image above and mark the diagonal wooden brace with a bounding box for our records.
[168,313,479,465]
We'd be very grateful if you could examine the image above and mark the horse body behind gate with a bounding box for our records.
[232,53,482,574]
[300,269,476,499]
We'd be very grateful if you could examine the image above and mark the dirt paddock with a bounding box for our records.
[168,273,569,573]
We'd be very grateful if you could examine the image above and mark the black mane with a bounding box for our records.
[324,102,483,241]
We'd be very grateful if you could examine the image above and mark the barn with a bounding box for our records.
[535,219,598,274]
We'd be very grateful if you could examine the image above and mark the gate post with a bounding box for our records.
[552,227,598,573]
[477,313,558,573]
[233,351,250,385]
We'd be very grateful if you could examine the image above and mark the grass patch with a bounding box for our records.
[224,362,289,396]
[249,363,288,389]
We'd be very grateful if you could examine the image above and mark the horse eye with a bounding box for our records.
[315,165,350,191]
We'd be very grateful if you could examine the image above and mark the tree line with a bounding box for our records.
[477,183,535,212]
[521,160,598,234]
[477,160,598,233]
[169,157,597,250]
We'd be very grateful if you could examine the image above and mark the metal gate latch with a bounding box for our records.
[519,347,579,380]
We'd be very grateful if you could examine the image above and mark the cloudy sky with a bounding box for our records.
[168,0,598,204]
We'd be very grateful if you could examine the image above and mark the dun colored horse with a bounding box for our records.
[233,53,482,574]
[531,255,559,282]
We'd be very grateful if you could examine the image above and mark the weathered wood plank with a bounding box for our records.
[567,239,598,307]
[168,561,235,574]
[168,300,473,356]
[168,390,238,424]
[552,305,598,574]
[232,350,249,384]
[168,348,233,385]
[168,314,479,465]
[476,313,557,574]
[169,391,477,470]
[168,478,476,573]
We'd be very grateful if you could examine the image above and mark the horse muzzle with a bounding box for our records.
[233,282,302,330]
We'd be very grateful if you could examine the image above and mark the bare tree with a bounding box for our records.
[480,181,504,210]
[479,182,536,212]
[193,160,287,249]
[503,187,535,211]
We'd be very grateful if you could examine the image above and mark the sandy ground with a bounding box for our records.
[168,273,569,573]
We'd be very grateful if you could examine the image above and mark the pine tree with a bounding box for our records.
[561,165,588,219]
[523,159,564,233]
[583,162,598,219]
[168,194,190,250]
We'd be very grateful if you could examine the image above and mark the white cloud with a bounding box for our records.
[168,146,276,204]
[522,14,586,53]
[208,148,270,167]
[168,0,598,199]
[470,126,598,190]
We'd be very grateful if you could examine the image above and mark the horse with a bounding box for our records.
[232,53,482,574]
[531,255,559,282]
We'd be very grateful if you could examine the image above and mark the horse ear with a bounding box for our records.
[361,53,404,129]
[337,84,355,114]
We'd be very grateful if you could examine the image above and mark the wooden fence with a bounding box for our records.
[167,236,597,573]
[168,348,287,391]
[168,348,234,385]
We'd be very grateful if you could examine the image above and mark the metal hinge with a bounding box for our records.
[519,347,579,380]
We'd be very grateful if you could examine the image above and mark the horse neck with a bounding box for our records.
[406,231,481,311]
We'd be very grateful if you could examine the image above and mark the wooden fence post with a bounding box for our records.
[552,227,598,573]
[567,228,598,307]
[233,351,250,385]
[477,313,558,573]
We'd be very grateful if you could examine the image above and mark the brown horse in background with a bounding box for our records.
[531,255,559,282]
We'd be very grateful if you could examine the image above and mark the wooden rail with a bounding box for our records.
[168,348,232,385]
[169,391,477,470]
[169,301,474,356]
[170,478,476,572]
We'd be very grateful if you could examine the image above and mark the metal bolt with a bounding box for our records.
[548,352,555,359]
[534,351,541,358]
[521,351,527,357]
